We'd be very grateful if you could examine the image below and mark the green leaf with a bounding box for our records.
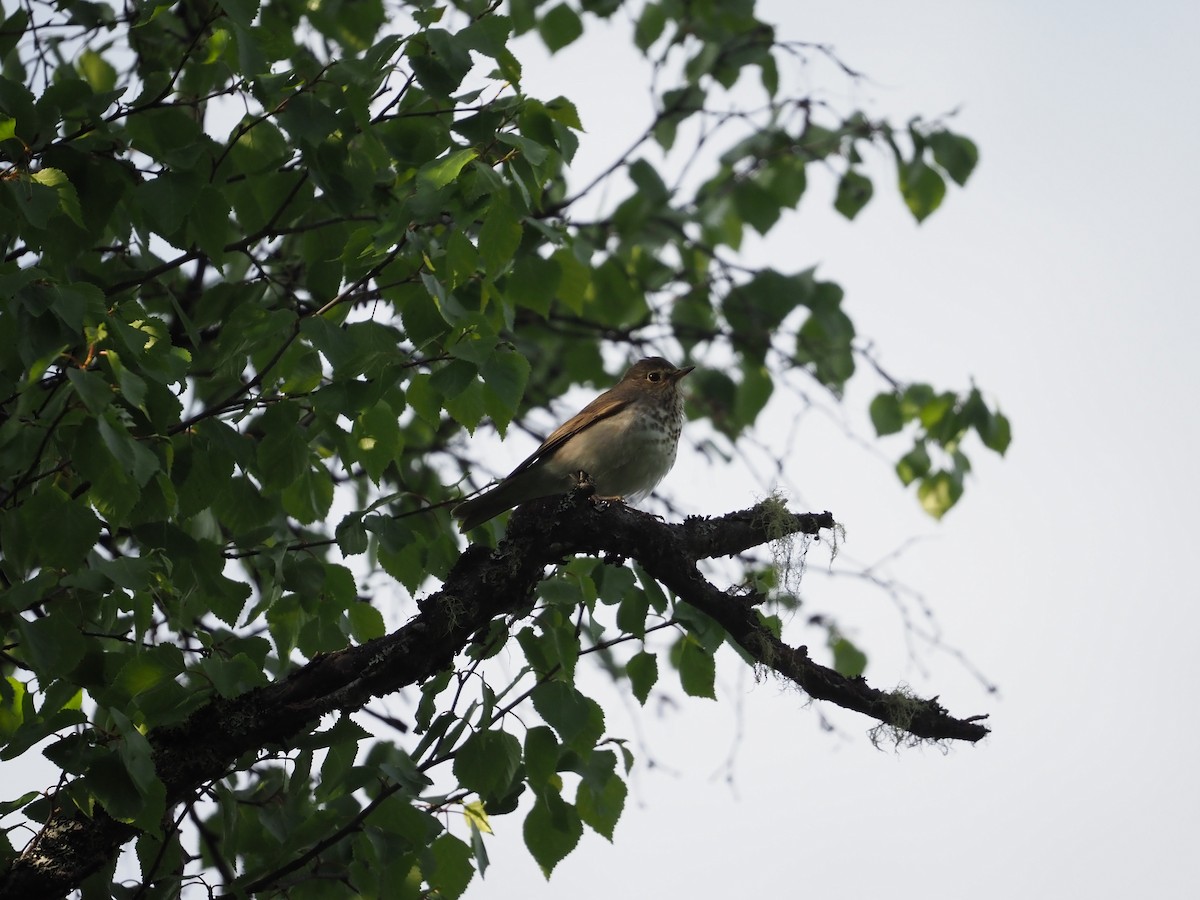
[523,726,560,789]
[901,383,935,418]
[478,197,524,277]
[828,631,867,678]
[505,254,561,316]
[347,603,385,642]
[336,513,369,556]
[255,403,308,491]
[110,646,185,703]
[93,556,158,600]
[460,13,513,59]
[496,131,549,166]
[594,564,633,608]
[106,352,148,414]
[135,172,202,241]
[918,471,963,519]
[111,709,166,800]
[918,391,956,430]
[395,282,452,348]
[465,802,491,875]
[544,96,583,131]
[428,833,475,900]
[414,670,453,735]
[615,587,648,639]
[210,475,272,536]
[869,392,904,436]
[733,178,781,234]
[552,247,591,313]
[725,268,811,338]
[408,28,474,97]
[453,729,522,800]
[979,409,1012,455]
[198,653,268,698]
[523,788,582,877]
[31,168,84,228]
[625,651,657,706]
[0,8,30,61]
[217,0,260,29]
[86,750,144,824]
[188,185,231,263]
[634,2,666,51]
[480,348,530,434]
[516,627,554,678]
[466,619,510,662]
[896,441,931,485]
[7,176,58,229]
[420,148,479,189]
[928,130,979,186]
[352,400,403,483]
[745,148,799,211]
[430,358,478,400]
[278,94,341,150]
[134,833,183,897]
[675,603,724,653]
[67,368,112,416]
[531,681,604,753]
[796,302,856,392]
[538,3,584,53]
[900,159,947,223]
[546,616,580,680]
[633,564,669,614]
[443,379,488,433]
[834,169,873,220]
[0,791,39,816]
[627,158,668,206]
[20,485,101,573]
[15,615,86,679]
[734,361,773,431]
[98,413,159,487]
[576,770,626,840]
[445,228,479,288]
[77,50,117,93]
[677,636,715,699]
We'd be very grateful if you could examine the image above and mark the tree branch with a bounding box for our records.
[0,496,987,898]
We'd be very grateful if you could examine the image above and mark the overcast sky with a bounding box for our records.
[464,2,1200,898]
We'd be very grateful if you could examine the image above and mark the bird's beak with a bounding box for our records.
[671,365,696,382]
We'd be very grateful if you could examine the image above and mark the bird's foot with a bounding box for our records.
[591,494,626,507]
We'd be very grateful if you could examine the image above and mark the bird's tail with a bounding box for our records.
[452,482,525,533]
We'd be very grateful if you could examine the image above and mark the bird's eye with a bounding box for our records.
[648,372,662,382]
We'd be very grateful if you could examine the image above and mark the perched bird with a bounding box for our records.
[453,357,695,532]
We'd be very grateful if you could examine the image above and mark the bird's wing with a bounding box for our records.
[506,392,632,478]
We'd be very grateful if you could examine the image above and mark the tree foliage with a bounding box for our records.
[0,0,1008,896]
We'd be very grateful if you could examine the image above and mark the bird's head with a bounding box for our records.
[620,357,696,393]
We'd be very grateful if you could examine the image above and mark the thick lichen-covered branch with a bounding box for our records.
[506,494,989,743]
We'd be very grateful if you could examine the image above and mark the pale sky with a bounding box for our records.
[462,2,1200,898]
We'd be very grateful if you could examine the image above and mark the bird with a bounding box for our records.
[453,357,695,532]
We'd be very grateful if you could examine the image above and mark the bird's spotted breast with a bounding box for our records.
[543,397,682,500]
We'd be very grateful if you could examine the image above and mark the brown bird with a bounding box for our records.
[453,357,695,532]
